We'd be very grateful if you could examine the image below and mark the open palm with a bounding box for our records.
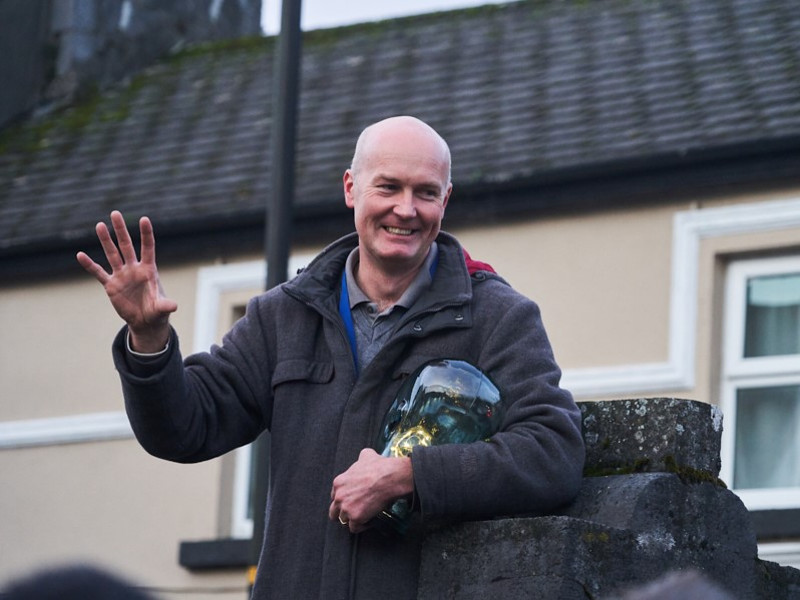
[77,211,177,352]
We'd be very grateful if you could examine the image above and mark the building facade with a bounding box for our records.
[1,0,799,595]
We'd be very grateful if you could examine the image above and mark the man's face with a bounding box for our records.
[344,121,452,276]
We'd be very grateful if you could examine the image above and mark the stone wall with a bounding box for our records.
[417,398,800,599]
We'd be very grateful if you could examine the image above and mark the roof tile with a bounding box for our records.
[2,0,799,253]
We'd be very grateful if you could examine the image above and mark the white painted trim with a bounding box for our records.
[194,262,264,539]
[193,260,267,353]
[563,197,800,398]
[736,487,800,511]
[758,542,800,570]
[0,412,133,449]
[561,361,688,398]
[723,255,800,377]
[193,256,312,353]
[193,255,314,539]
[231,444,255,539]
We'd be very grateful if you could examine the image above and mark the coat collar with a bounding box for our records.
[284,231,473,316]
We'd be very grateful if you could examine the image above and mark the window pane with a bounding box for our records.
[734,384,800,489]
[744,272,800,357]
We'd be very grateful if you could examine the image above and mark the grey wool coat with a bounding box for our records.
[113,231,585,600]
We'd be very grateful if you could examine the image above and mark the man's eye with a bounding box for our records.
[419,189,439,200]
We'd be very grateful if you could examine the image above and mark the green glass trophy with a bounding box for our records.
[373,359,505,535]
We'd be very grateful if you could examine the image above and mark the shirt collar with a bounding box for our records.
[344,242,439,311]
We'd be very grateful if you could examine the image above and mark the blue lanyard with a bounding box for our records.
[339,271,360,376]
[338,253,439,377]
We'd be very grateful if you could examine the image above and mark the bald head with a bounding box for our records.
[350,116,452,183]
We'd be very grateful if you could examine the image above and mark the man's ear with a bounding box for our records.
[343,169,355,208]
[441,182,453,210]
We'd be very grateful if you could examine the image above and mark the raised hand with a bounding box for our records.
[76,211,177,353]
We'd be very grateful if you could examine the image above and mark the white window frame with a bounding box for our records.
[720,254,800,511]
[562,196,800,398]
[193,255,313,539]
[758,541,800,570]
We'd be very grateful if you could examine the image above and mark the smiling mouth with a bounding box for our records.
[384,226,414,236]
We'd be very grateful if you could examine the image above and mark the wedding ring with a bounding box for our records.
[338,515,348,526]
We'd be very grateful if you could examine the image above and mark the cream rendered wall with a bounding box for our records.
[1,261,198,419]
[0,260,249,598]
[0,441,245,599]
[452,203,676,372]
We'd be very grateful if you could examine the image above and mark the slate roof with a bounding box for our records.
[1,0,800,269]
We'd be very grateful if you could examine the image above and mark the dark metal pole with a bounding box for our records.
[249,0,303,583]
[265,0,302,292]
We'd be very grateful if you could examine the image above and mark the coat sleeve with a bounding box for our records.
[410,287,585,519]
[113,294,273,463]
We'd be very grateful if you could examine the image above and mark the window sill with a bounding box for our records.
[179,538,252,571]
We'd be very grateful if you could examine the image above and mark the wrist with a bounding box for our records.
[388,456,414,498]
[128,325,170,354]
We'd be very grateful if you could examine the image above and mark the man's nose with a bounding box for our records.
[394,188,416,218]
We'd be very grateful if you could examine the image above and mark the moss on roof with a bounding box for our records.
[165,34,275,64]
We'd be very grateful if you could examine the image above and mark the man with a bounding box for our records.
[77,116,584,599]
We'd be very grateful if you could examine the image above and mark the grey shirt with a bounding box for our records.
[344,243,438,373]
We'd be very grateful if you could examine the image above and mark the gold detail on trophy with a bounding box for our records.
[387,425,433,457]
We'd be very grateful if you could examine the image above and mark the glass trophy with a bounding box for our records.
[373,359,506,535]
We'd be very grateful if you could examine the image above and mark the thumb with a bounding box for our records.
[156,297,179,314]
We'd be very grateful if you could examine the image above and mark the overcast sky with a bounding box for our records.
[261,0,511,34]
